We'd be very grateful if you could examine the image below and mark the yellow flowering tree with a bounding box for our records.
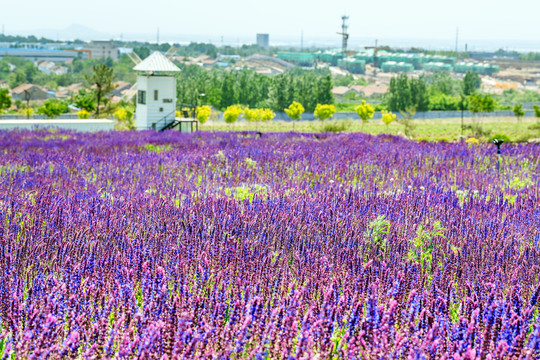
[224,105,243,125]
[77,109,90,119]
[285,101,304,130]
[195,105,211,124]
[260,108,275,122]
[355,100,375,131]
[314,104,336,122]
[381,110,397,133]
[113,106,135,130]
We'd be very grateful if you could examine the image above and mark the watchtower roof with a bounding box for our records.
[133,52,181,72]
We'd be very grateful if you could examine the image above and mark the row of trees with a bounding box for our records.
[386,71,482,112]
[176,65,334,113]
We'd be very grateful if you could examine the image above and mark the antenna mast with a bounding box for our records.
[337,15,349,54]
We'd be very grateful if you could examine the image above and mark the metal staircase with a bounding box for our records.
[151,111,199,132]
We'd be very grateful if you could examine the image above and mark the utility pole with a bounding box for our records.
[301,31,304,52]
[455,27,459,53]
[157,27,160,44]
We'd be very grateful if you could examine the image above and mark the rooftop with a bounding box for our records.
[133,52,181,73]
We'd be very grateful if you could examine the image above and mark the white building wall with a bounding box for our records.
[0,119,114,132]
[135,75,177,130]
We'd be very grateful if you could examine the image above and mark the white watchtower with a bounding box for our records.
[133,52,181,130]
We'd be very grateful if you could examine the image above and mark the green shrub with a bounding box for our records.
[322,120,351,133]
[488,134,511,144]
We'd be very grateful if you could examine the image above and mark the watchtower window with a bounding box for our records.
[138,90,146,104]
[154,90,158,101]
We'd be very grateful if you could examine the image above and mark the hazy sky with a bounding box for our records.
[2,0,539,49]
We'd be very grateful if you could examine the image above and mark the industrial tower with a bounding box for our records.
[337,15,349,54]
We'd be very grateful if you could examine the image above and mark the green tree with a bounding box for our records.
[285,101,304,130]
[534,105,540,119]
[355,100,375,130]
[223,105,243,125]
[74,89,97,113]
[316,75,334,105]
[314,104,336,122]
[513,104,525,122]
[0,89,12,113]
[387,74,412,112]
[468,94,496,137]
[37,99,67,119]
[462,71,481,96]
[410,76,429,112]
[85,64,117,118]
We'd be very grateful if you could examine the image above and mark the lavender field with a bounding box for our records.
[0,130,539,359]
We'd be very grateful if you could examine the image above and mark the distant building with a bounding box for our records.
[11,84,55,101]
[256,34,269,48]
[35,60,68,76]
[0,48,81,62]
[84,40,119,60]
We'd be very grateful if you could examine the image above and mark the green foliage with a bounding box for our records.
[469,94,496,114]
[428,93,460,111]
[223,105,243,124]
[519,52,540,61]
[363,215,391,259]
[195,105,211,124]
[399,106,417,137]
[386,74,429,112]
[355,100,375,126]
[488,133,511,144]
[322,120,351,133]
[426,72,460,96]
[533,105,540,119]
[317,75,334,105]
[284,101,304,121]
[407,221,445,275]
[314,104,336,121]
[144,144,171,153]
[498,89,540,104]
[176,66,332,113]
[85,64,117,118]
[462,71,481,96]
[0,89,12,113]
[74,89,97,112]
[37,99,68,119]
[19,107,34,118]
[513,104,525,121]
[113,105,135,130]
[332,74,367,87]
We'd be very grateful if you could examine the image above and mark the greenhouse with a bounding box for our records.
[381,61,414,73]
[316,51,345,66]
[277,52,316,66]
[454,62,500,75]
[423,62,453,73]
[337,58,366,74]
